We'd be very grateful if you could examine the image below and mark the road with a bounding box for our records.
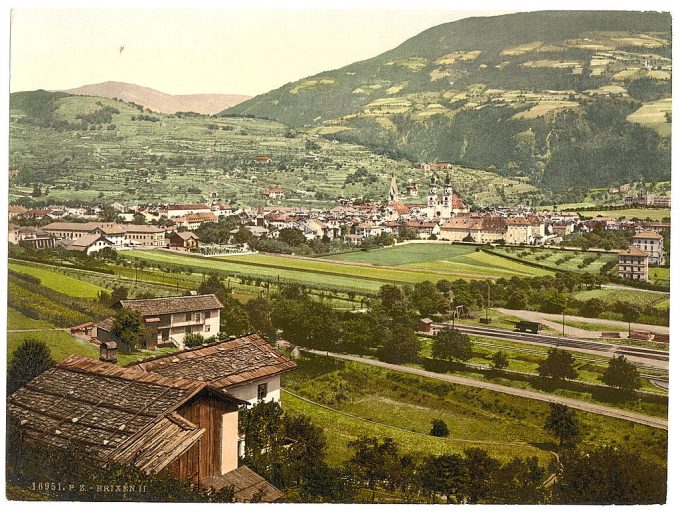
[435,322,669,371]
[304,349,667,430]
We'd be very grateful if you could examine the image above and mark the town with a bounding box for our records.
[5,8,672,508]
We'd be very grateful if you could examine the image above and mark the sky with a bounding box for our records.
[9,8,509,96]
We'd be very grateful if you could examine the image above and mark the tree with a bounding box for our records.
[110,307,147,351]
[602,355,641,392]
[620,304,641,335]
[8,339,55,394]
[430,418,449,437]
[554,446,666,504]
[246,297,275,341]
[538,347,577,381]
[491,350,509,370]
[432,327,472,362]
[221,297,252,337]
[460,447,501,504]
[100,204,117,222]
[278,227,306,247]
[490,457,546,504]
[420,453,466,503]
[183,333,205,348]
[409,281,448,317]
[347,436,401,501]
[110,286,128,304]
[544,402,580,447]
[378,324,420,364]
[32,184,42,197]
[298,462,357,503]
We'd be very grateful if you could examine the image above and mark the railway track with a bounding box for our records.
[433,323,669,375]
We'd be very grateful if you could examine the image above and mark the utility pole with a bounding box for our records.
[486,283,490,322]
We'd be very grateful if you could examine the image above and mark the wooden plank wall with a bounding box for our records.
[166,394,236,484]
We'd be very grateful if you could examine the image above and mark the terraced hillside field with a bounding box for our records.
[9,91,532,208]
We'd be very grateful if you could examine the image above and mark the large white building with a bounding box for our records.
[426,172,468,220]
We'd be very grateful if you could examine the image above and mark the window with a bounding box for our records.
[185,312,192,322]
[195,312,201,322]
[185,326,191,334]
[257,383,268,400]
[204,325,210,333]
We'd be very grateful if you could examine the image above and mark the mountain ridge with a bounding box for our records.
[222,11,671,191]
[59,81,251,115]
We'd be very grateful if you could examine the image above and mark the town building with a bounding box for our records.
[161,203,212,218]
[43,221,166,248]
[632,231,665,265]
[66,233,115,255]
[440,215,507,243]
[96,294,224,350]
[261,189,285,199]
[425,172,468,220]
[169,231,200,250]
[618,246,649,281]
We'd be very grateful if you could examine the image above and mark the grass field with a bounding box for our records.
[496,246,617,274]
[327,244,549,278]
[571,288,669,310]
[8,329,99,363]
[282,354,667,467]
[579,208,671,221]
[126,246,549,294]
[7,308,56,330]
[420,336,666,393]
[9,261,108,298]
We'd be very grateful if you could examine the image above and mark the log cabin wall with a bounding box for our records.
[166,393,238,484]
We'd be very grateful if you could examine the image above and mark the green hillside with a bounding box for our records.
[9,91,539,207]
[224,11,671,194]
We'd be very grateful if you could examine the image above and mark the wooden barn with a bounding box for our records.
[7,341,293,502]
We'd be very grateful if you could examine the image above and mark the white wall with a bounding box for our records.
[227,375,281,405]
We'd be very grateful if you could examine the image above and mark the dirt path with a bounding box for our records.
[303,349,667,430]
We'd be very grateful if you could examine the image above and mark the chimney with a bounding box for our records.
[99,340,118,364]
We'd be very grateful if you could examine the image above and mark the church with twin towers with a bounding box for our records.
[387,172,468,220]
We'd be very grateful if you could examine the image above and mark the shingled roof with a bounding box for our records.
[118,294,224,316]
[7,355,210,469]
[131,333,297,389]
[202,466,283,502]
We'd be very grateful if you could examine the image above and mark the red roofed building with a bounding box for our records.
[261,189,285,199]
[632,231,665,266]
[618,246,649,281]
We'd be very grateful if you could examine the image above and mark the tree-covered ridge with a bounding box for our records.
[224,11,671,191]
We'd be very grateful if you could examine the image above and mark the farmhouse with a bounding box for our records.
[66,233,115,255]
[262,189,285,199]
[96,294,223,350]
[632,231,665,266]
[618,246,649,282]
[169,231,200,250]
[7,353,286,501]
[254,156,273,165]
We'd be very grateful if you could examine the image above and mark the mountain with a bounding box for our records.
[223,11,672,191]
[9,90,541,207]
[60,81,250,115]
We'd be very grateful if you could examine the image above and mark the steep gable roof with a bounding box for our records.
[7,355,209,465]
[118,294,223,316]
[131,333,297,389]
